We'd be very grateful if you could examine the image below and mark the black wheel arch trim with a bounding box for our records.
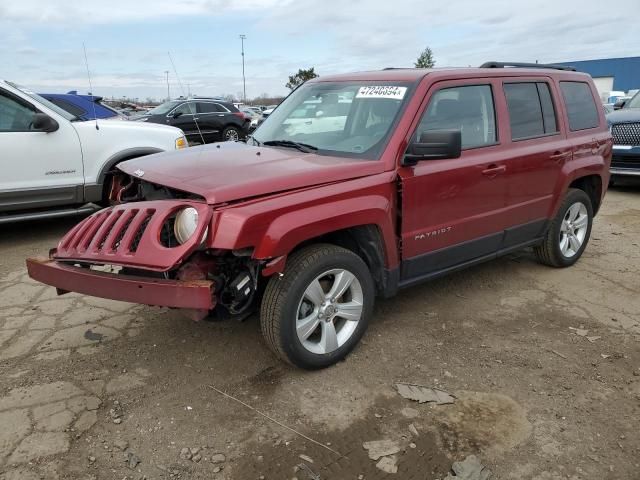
[86,147,164,202]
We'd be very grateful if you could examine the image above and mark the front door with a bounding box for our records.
[168,101,201,142]
[0,86,84,213]
[398,79,509,283]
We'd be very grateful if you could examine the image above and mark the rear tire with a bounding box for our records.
[260,244,374,369]
[534,188,593,267]
[222,126,240,142]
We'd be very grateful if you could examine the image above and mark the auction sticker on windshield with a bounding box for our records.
[356,86,407,100]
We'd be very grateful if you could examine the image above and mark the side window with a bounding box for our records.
[536,83,558,133]
[48,98,86,118]
[172,102,197,115]
[198,102,223,113]
[504,82,559,140]
[0,91,36,132]
[560,81,599,131]
[418,85,496,149]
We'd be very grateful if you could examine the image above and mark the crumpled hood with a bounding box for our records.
[606,108,640,124]
[118,141,385,204]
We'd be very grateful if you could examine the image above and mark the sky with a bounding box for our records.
[1,0,637,101]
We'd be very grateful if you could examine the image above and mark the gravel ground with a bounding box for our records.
[0,183,639,480]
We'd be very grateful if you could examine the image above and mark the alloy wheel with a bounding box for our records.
[225,129,239,141]
[295,269,364,355]
[559,202,589,258]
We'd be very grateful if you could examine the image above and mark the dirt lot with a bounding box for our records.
[1,184,639,480]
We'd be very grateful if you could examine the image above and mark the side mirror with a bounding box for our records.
[613,100,626,110]
[402,130,462,166]
[172,111,184,119]
[32,113,59,133]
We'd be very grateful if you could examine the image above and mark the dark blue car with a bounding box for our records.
[39,91,122,121]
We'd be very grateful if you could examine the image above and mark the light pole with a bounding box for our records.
[239,34,246,103]
[164,70,170,101]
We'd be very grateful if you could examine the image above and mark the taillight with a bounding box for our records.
[233,112,248,120]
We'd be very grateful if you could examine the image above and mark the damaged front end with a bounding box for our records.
[26,188,261,321]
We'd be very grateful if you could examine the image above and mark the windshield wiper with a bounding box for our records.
[262,139,318,153]
[247,135,261,146]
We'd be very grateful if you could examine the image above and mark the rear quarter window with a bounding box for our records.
[560,81,600,131]
[48,98,87,117]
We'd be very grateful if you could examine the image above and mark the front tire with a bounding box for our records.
[534,188,593,267]
[260,244,374,369]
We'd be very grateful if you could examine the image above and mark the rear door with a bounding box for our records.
[399,79,509,282]
[196,102,226,139]
[499,78,570,247]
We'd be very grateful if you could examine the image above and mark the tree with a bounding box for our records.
[415,47,435,68]
[286,67,319,90]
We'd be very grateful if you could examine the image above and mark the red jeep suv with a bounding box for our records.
[27,62,612,369]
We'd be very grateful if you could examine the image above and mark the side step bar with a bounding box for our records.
[0,204,100,225]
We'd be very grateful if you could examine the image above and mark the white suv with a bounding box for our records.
[0,80,188,224]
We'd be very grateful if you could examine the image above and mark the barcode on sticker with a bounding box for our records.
[356,86,407,100]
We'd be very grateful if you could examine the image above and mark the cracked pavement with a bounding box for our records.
[0,184,639,479]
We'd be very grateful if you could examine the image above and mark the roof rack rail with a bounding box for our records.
[382,67,412,70]
[480,61,576,72]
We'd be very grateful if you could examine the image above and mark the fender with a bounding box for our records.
[84,147,163,203]
[209,175,399,270]
[253,194,397,264]
[549,155,606,218]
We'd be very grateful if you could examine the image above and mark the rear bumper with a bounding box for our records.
[26,257,215,310]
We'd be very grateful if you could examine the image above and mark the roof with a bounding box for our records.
[309,66,591,83]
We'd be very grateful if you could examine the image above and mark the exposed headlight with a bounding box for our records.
[175,136,188,149]
[174,207,207,244]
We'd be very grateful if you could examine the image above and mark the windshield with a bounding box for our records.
[7,81,78,122]
[147,100,182,115]
[626,92,640,109]
[252,82,412,159]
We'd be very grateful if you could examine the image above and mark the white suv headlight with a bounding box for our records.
[175,135,188,149]
[174,207,207,244]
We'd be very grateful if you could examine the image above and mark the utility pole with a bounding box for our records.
[164,70,170,101]
[239,34,246,103]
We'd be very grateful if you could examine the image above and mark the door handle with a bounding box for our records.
[194,117,200,121]
[550,151,571,163]
[482,164,506,178]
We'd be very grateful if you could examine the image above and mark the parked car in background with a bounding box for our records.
[613,96,632,110]
[261,104,279,118]
[27,63,611,369]
[607,90,640,181]
[0,79,188,224]
[40,91,123,121]
[249,104,279,132]
[136,98,249,144]
[239,106,262,121]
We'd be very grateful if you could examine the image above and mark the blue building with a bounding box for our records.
[557,56,640,99]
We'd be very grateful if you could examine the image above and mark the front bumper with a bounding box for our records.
[26,257,215,309]
[611,145,640,176]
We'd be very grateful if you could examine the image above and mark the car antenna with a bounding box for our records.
[82,42,99,130]
[168,51,206,145]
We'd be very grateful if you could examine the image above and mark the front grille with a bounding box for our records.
[58,207,156,257]
[611,122,640,146]
[54,201,211,271]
